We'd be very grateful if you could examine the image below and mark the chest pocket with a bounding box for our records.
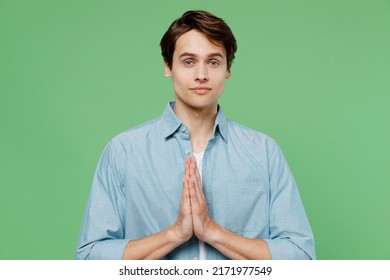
[204,163,270,239]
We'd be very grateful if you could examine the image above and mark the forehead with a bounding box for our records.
[174,29,226,57]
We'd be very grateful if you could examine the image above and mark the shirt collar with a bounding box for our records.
[161,101,228,143]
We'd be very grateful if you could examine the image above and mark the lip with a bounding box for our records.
[190,86,212,95]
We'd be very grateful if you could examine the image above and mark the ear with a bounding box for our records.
[164,61,172,77]
[226,68,231,80]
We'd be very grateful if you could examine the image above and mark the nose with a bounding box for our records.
[195,63,209,82]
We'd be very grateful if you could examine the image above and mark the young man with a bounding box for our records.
[76,10,315,260]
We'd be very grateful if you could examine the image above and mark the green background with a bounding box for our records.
[1,0,389,259]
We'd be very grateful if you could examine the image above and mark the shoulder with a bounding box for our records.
[224,119,288,171]
[227,119,279,149]
[109,117,162,146]
[95,117,163,161]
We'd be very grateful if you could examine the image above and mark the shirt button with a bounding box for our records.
[192,257,198,260]
[181,126,186,132]
[185,150,191,156]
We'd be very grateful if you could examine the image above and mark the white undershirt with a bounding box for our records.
[193,151,206,260]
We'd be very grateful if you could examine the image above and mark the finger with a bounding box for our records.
[190,157,200,184]
[189,177,202,213]
[182,177,189,197]
[180,177,190,209]
[193,159,202,186]
[190,158,206,201]
[184,158,190,179]
[189,157,195,178]
[190,178,206,213]
[188,176,199,201]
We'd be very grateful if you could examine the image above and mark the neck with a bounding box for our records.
[174,101,217,153]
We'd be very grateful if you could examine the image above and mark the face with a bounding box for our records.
[164,29,231,112]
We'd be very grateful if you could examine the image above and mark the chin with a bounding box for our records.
[189,102,218,112]
[188,96,214,105]
[176,93,219,110]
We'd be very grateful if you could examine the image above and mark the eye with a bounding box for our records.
[209,60,220,67]
[183,60,194,66]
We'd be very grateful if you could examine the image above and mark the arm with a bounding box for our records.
[123,158,271,260]
[188,143,315,260]
[121,218,189,260]
[122,159,194,259]
[188,157,271,260]
[76,140,129,260]
[200,225,271,260]
[77,141,193,260]
[262,140,315,259]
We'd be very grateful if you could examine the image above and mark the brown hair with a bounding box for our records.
[160,10,237,70]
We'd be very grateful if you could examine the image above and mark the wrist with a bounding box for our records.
[200,220,222,244]
[168,223,191,245]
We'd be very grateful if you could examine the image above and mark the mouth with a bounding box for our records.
[190,86,212,95]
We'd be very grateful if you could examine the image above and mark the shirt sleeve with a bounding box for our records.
[76,139,130,260]
[263,139,316,260]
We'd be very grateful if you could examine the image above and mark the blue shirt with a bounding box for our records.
[76,102,315,260]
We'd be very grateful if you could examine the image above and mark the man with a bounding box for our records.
[76,10,315,260]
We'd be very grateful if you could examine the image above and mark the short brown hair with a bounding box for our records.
[160,10,237,70]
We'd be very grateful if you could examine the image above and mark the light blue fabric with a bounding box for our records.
[76,102,315,260]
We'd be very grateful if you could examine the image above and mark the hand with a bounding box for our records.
[173,158,271,260]
[174,158,193,243]
[188,157,218,242]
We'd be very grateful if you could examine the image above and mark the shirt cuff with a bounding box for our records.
[88,239,131,260]
[264,239,313,260]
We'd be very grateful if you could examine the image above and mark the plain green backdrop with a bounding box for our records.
[1,0,389,259]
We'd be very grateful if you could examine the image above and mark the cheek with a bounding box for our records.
[170,74,185,90]
[172,70,191,85]
[214,73,228,87]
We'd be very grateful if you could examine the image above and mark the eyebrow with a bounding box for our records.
[178,52,225,59]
